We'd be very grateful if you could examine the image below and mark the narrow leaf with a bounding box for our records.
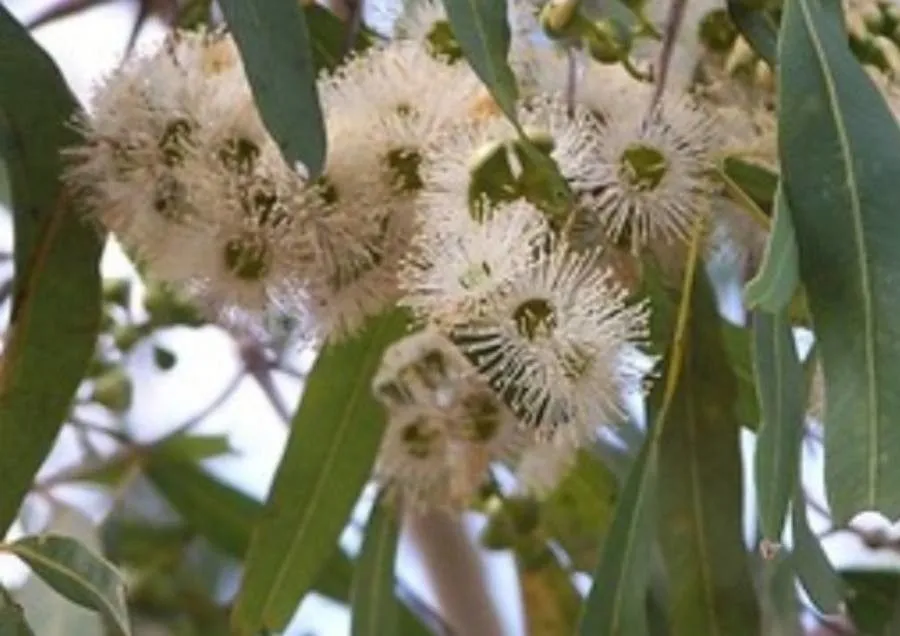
[745,187,799,312]
[657,270,760,635]
[0,587,34,636]
[791,500,844,614]
[778,0,900,520]
[6,535,129,636]
[441,0,519,120]
[304,3,376,72]
[578,434,656,636]
[516,546,582,635]
[842,570,900,634]
[753,311,804,541]
[350,496,400,636]
[232,310,407,633]
[152,432,233,463]
[722,157,778,214]
[0,6,104,534]
[721,322,761,426]
[726,0,779,65]
[218,0,327,178]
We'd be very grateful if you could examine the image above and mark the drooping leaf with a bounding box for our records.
[540,450,618,572]
[0,6,104,534]
[778,0,900,520]
[578,432,656,636]
[726,0,779,65]
[791,499,844,615]
[721,322,761,426]
[0,587,33,636]
[6,535,129,636]
[232,310,407,633]
[350,496,400,636]
[745,187,799,312]
[15,507,104,636]
[657,269,760,636]
[218,0,327,178]
[759,551,803,636]
[440,0,519,120]
[152,432,233,463]
[753,311,804,541]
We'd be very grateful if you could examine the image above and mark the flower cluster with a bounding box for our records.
[65,1,762,510]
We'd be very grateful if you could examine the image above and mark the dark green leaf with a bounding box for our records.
[578,432,656,636]
[778,0,900,520]
[760,552,802,636]
[842,570,900,634]
[305,3,376,72]
[753,311,804,541]
[791,500,844,614]
[0,587,34,635]
[232,310,407,633]
[721,323,761,426]
[541,450,618,572]
[441,0,519,120]
[726,0,779,65]
[722,157,778,214]
[657,270,760,635]
[7,535,129,636]
[517,545,582,635]
[350,496,400,636]
[0,6,104,534]
[745,187,799,312]
[218,0,327,178]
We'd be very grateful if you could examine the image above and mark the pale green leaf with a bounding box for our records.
[778,0,900,520]
[350,496,400,636]
[232,310,407,633]
[792,500,844,614]
[6,535,129,636]
[726,0,778,65]
[218,0,327,178]
[753,311,804,541]
[0,587,33,636]
[745,187,799,312]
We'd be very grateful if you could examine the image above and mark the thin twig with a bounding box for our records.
[650,0,689,110]
[341,0,365,57]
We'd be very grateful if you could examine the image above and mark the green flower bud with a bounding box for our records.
[584,19,632,64]
[539,0,585,39]
[699,9,738,52]
[102,278,132,308]
[113,324,145,352]
[144,283,204,327]
[91,368,133,413]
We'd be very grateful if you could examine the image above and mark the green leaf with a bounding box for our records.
[726,0,779,65]
[578,432,656,636]
[541,450,618,572]
[16,507,104,636]
[760,551,802,636]
[842,570,900,634]
[657,270,760,636]
[722,157,778,215]
[305,3,376,72]
[232,310,407,633]
[218,0,327,178]
[0,587,34,636]
[745,187,799,312]
[350,496,400,636]
[441,0,519,121]
[0,6,104,534]
[777,0,900,520]
[152,432,233,463]
[791,500,844,614]
[6,535,129,636]
[753,311,804,541]
[721,322,761,426]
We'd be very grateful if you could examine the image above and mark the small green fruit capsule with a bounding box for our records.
[699,9,738,52]
[584,19,632,64]
[539,0,583,39]
[113,324,145,352]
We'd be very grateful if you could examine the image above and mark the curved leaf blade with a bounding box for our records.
[218,0,327,178]
[727,0,779,65]
[232,310,407,633]
[440,0,519,121]
[778,0,900,520]
[657,270,760,636]
[745,187,799,312]
[0,6,104,534]
[350,496,400,636]
[753,311,804,541]
[7,535,129,636]
[792,499,844,614]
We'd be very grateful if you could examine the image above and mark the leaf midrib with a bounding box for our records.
[794,0,879,508]
[261,327,388,624]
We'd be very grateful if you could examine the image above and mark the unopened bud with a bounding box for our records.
[584,19,632,64]
[91,369,133,413]
[725,36,757,75]
[699,9,738,52]
[539,0,584,39]
[113,324,145,352]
